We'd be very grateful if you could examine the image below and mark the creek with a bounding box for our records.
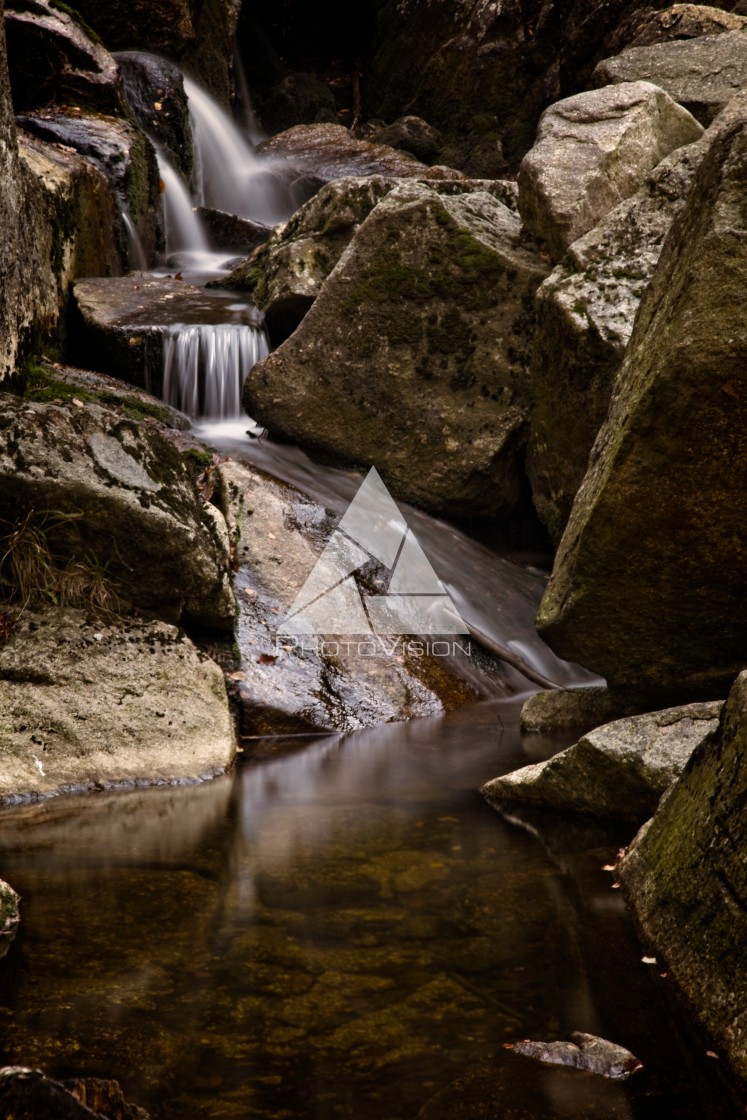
[0,62,737,1120]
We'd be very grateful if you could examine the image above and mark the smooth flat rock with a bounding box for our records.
[483,701,722,822]
[518,81,703,260]
[593,30,747,124]
[619,670,747,1082]
[0,609,234,801]
[514,1032,643,1079]
[219,460,490,738]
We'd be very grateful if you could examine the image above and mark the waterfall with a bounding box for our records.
[120,209,147,270]
[184,77,291,227]
[155,147,210,256]
[162,323,270,419]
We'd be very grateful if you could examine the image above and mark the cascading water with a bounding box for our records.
[162,321,269,419]
[184,77,292,227]
[154,146,210,257]
[120,209,147,270]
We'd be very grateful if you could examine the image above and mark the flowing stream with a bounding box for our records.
[0,62,736,1120]
[0,704,735,1119]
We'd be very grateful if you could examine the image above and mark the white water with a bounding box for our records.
[184,77,291,227]
[155,147,210,256]
[121,210,147,270]
[162,323,270,419]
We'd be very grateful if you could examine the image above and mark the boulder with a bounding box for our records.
[527,133,707,542]
[519,687,635,735]
[483,701,722,823]
[517,81,703,261]
[4,0,128,115]
[245,181,549,519]
[256,123,464,188]
[369,116,443,163]
[219,460,490,737]
[593,30,747,125]
[218,174,519,343]
[618,670,747,1081]
[0,608,235,800]
[0,879,20,961]
[17,110,162,265]
[0,395,236,629]
[624,4,747,48]
[537,109,747,705]
[115,51,193,181]
[514,1033,643,1079]
[256,71,338,134]
[195,207,270,255]
[0,1067,150,1119]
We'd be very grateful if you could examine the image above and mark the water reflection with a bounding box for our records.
[0,703,732,1119]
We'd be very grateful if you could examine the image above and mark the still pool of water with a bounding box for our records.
[0,701,736,1118]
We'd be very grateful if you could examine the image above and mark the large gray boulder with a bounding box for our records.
[593,30,747,125]
[623,5,747,49]
[0,609,235,801]
[537,108,747,706]
[518,81,703,261]
[220,174,519,344]
[0,395,235,630]
[219,460,492,737]
[619,671,747,1081]
[527,134,707,542]
[483,701,722,823]
[245,181,549,519]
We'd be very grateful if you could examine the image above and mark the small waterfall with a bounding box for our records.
[233,42,265,146]
[162,323,270,419]
[184,77,290,227]
[121,209,147,270]
[155,147,210,256]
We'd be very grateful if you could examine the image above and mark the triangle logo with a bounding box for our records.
[279,467,468,636]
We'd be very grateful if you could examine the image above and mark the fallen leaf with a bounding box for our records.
[706,1051,719,1059]
[243,588,257,598]
[641,956,657,965]
[258,654,278,665]
[72,398,84,408]
[601,864,616,872]
[227,671,247,681]
[154,101,163,110]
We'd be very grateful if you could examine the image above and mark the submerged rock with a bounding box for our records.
[256,123,464,187]
[0,879,20,961]
[514,1033,643,1079]
[245,181,548,519]
[537,106,747,705]
[4,0,128,115]
[593,30,747,125]
[17,109,162,264]
[0,394,235,629]
[483,702,722,823]
[517,81,703,261]
[0,609,234,800]
[0,1066,150,1119]
[219,460,495,737]
[619,670,747,1082]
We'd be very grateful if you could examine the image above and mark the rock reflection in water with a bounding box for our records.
[0,703,732,1119]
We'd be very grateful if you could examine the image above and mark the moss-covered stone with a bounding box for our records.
[245,181,549,519]
[538,107,747,705]
[619,670,747,1083]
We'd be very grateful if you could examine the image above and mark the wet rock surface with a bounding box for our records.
[514,1032,643,1079]
[619,670,747,1082]
[517,81,703,261]
[0,608,234,800]
[593,29,747,124]
[519,687,636,736]
[115,51,193,181]
[0,394,235,629]
[0,1067,150,1119]
[538,104,747,706]
[245,181,548,519]
[219,459,494,737]
[483,701,722,822]
[4,0,128,115]
[256,123,464,187]
[17,109,162,264]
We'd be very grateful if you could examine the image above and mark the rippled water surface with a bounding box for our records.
[0,702,735,1118]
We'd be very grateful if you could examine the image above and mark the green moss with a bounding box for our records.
[428,307,472,355]
[49,0,103,44]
